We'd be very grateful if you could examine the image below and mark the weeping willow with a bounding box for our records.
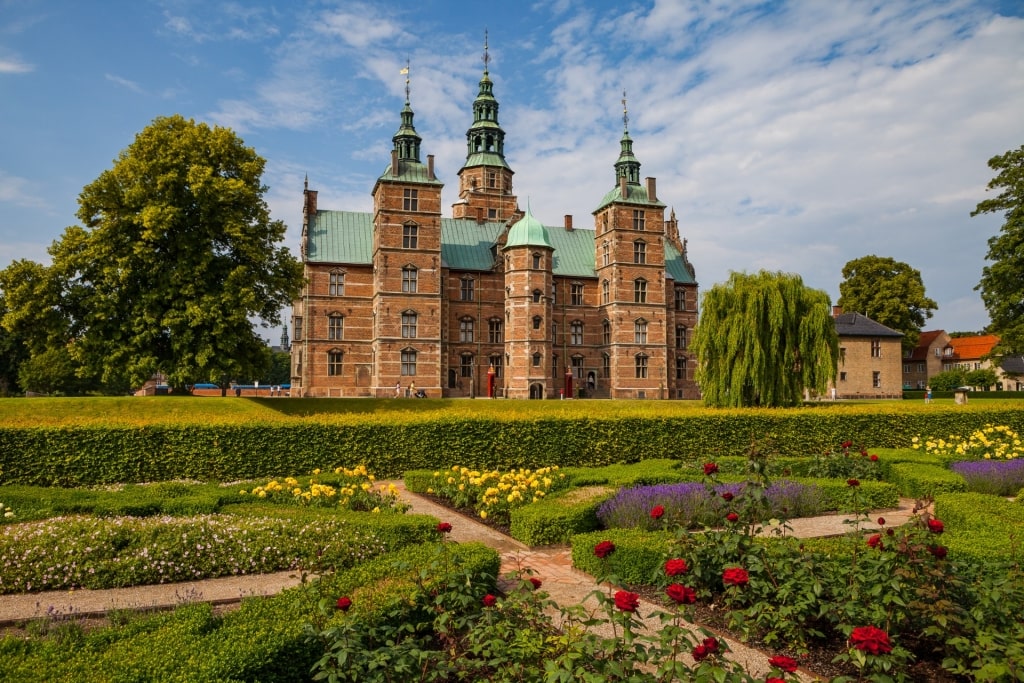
[693,270,839,408]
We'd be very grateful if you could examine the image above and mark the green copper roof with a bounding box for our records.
[504,206,552,249]
[306,210,694,284]
[376,160,444,186]
[463,151,511,170]
[593,183,667,212]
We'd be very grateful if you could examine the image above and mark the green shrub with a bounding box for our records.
[509,486,613,545]
[934,492,1024,565]
[570,529,675,586]
[561,459,688,487]
[887,463,967,498]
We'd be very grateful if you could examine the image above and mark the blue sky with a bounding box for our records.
[2,0,1023,338]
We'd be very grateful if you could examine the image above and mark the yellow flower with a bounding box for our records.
[479,510,488,519]
[372,507,380,513]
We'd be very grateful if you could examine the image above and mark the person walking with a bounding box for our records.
[925,385,932,403]
[395,381,401,398]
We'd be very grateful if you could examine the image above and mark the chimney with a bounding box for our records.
[832,306,843,318]
[390,150,399,176]
[427,154,435,180]
[564,214,573,231]
[619,175,628,198]
[646,177,657,202]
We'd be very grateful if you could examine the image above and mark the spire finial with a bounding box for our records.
[483,29,490,74]
[304,173,308,190]
[401,58,411,103]
[621,89,629,132]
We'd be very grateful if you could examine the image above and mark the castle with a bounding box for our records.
[290,48,699,399]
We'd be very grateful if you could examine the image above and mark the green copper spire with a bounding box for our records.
[393,59,421,161]
[504,201,552,249]
[463,31,510,170]
[614,90,640,185]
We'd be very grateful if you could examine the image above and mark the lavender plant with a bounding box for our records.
[950,459,1024,497]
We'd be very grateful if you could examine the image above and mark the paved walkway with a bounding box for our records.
[0,487,926,679]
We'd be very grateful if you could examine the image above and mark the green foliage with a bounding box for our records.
[571,529,676,585]
[885,463,966,498]
[929,368,968,391]
[933,492,1024,564]
[508,486,613,545]
[837,255,937,349]
[46,114,303,390]
[693,270,839,407]
[973,143,1024,355]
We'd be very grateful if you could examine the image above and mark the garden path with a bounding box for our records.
[0,486,926,680]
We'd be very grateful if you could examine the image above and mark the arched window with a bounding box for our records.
[328,350,343,376]
[634,319,648,344]
[402,266,418,293]
[532,352,542,367]
[328,315,344,341]
[401,311,418,338]
[532,289,543,303]
[532,252,542,269]
[532,315,542,330]
[329,270,345,296]
[634,278,647,303]
[635,354,649,379]
[602,279,610,305]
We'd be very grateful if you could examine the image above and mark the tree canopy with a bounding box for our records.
[692,270,839,408]
[974,144,1024,354]
[837,255,937,350]
[1,115,303,392]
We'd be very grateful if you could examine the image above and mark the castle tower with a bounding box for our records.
[592,94,669,398]
[502,206,554,399]
[452,33,519,223]
[370,65,444,394]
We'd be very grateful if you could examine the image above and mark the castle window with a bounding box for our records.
[488,208,497,219]
[552,322,558,342]
[571,355,584,379]
[570,321,584,346]
[532,315,542,330]
[460,278,475,301]
[602,353,611,378]
[532,253,542,269]
[532,353,542,367]
[293,316,303,342]
[329,271,345,296]
[634,278,647,304]
[635,319,648,344]
[675,288,686,311]
[873,371,882,388]
[328,315,344,341]
[676,325,687,350]
[871,339,882,358]
[602,280,609,305]
[633,240,647,264]
[403,189,418,211]
[487,171,496,188]
[635,354,649,379]
[328,350,343,377]
[552,354,558,377]
[402,266,418,293]
[489,354,503,378]
[403,224,418,249]
[533,289,543,303]
[551,282,557,305]
[401,349,417,376]
[488,319,502,343]
[460,317,475,343]
[460,353,474,378]
[401,312,417,339]
[602,241,610,266]
[633,210,645,231]
[571,283,584,305]
[676,356,688,380]
[602,319,611,345]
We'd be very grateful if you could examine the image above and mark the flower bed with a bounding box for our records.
[950,458,1024,496]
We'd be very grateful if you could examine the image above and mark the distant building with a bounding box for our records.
[290,48,699,399]
[830,309,903,399]
[901,330,952,390]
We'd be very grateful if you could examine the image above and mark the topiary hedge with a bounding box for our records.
[508,486,614,546]
[933,493,1024,565]
[886,463,967,498]
[3,405,1023,485]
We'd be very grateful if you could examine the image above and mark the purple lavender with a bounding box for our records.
[596,480,825,530]
[950,459,1024,497]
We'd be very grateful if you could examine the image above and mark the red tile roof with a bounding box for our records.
[907,329,946,361]
[949,334,999,361]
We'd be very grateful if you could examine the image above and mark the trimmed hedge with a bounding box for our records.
[934,493,1024,564]
[0,542,500,683]
[571,529,676,586]
[4,404,1024,485]
[509,486,614,545]
[886,463,967,498]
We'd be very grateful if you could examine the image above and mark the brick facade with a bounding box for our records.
[290,58,699,399]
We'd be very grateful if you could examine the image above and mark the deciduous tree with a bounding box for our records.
[837,255,937,350]
[693,270,839,407]
[47,115,303,391]
[974,144,1024,354]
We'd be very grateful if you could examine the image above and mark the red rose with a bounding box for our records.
[860,448,869,457]
[867,533,882,549]
[721,491,734,502]
[336,596,352,611]
[768,654,799,673]
[650,505,665,519]
[702,637,719,653]
[594,540,616,558]
[841,440,853,449]
[722,567,749,587]
[847,478,860,487]
[482,593,497,607]
[664,558,689,576]
[870,454,879,462]
[666,583,696,604]
[928,545,948,559]
[692,643,710,662]
[767,678,786,683]
[436,522,453,533]
[529,577,543,589]
[928,519,944,534]
[614,590,640,612]
[726,512,739,523]
[877,517,885,526]
[850,625,893,655]
[703,462,719,476]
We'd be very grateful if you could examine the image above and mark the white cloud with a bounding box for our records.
[105,73,145,94]
[0,56,32,73]
[0,171,46,209]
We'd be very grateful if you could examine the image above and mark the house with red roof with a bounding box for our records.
[901,330,952,390]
